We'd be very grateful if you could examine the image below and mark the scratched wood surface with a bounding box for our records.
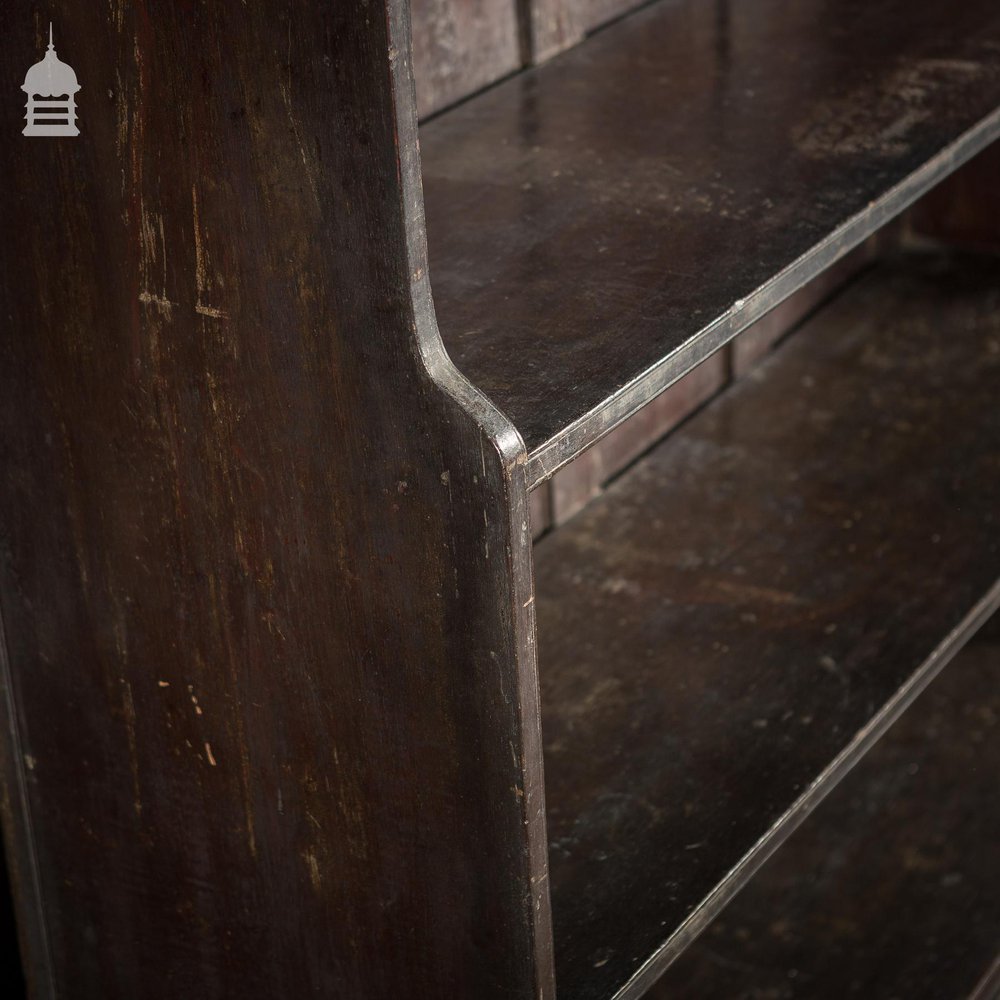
[411,0,522,118]
[535,252,1000,1000]
[652,620,1000,998]
[0,3,550,998]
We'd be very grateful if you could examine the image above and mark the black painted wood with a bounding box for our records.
[649,623,1000,999]
[421,0,1000,482]
[534,252,1000,1000]
[0,3,550,997]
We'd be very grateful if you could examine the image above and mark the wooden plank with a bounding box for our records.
[650,623,1000,999]
[0,4,551,997]
[419,0,1000,482]
[528,0,644,63]
[533,252,1000,1000]
[411,0,522,118]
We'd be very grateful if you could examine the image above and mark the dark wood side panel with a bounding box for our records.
[0,2,550,997]
[412,0,522,117]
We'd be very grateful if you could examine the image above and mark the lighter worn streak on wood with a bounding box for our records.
[276,21,321,207]
[192,184,207,297]
[158,215,168,293]
[108,0,126,32]
[195,304,228,319]
[121,680,143,816]
[204,742,217,767]
[138,291,175,317]
[303,848,322,890]
[191,185,229,318]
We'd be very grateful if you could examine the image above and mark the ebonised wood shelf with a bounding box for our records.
[651,621,1000,1000]
[4,5,998,997]
[421,0,1000,486]
[532,251,1000,999]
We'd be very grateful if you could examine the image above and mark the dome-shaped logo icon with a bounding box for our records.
[22,24,80,137]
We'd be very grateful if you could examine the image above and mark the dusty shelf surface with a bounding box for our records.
[421,0,1000,481]
[533,252,1000,1000]
[649,615,1000,999]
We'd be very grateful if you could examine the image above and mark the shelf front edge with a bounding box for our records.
[526,106,1000,489]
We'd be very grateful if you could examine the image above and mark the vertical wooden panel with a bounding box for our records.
[528,0,645,63]
[0,2,551,997]
[411,0,522,117]
[530,483,553,538]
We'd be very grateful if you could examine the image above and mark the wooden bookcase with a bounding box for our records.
[1,1,998,997]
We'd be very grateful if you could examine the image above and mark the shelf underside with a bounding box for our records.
[421,0,1000,483]
[533,252,1000,1000]
[651,619,1000,999]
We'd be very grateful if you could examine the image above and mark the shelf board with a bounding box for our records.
[532,252,1000,1000]
[420,0,1000,485]
[649,619,1000,999]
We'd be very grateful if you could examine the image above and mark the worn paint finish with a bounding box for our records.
[0,3,551,998]
[534,254,1000,1000]
[420,0,1000,474]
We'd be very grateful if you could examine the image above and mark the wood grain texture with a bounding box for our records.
[528,0,644,62]
[421,0,1000,478]
[0,3,551,997]
[534,252,1000,1000]
[651,625,1000,999]
[411,0,522,118]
